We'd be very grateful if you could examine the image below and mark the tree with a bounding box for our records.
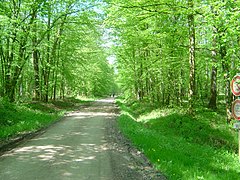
[187,0,196,114]
[0,0,116,102]
[105,0,240,120]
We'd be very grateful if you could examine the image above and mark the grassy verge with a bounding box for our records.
[116,98,240,180]
[0,97,93,140]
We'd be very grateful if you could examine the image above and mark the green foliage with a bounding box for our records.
[106,0,240,114]
[0,97,92,139]
[0,0,117,102]
[0,104,58,138]
[0,99,18,126]
[117,99,240,179]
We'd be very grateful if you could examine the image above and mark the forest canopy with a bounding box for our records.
[0,0,116,102]
[1,0,240,120]
[104,0,240,117]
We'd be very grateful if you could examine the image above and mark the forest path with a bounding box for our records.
[0,98,164,180]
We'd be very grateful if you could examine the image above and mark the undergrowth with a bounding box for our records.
[116,98,240,180]
[0,97,92,140]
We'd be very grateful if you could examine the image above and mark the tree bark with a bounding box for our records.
[43,5,52,102]
[188,0,196,115]
[221,44,232,123]
[208,25,218,110]
[208,65,217,109]
[32,9,40,100]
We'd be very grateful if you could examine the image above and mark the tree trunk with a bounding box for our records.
[32,10,40,100]
[208,66,217,109]
[208,25,218,110]
[43,6,51,102]
[221,45,232,123]
[188,0,196,115]
[0,42,5,97]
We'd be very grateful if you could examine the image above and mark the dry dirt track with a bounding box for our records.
[0,98,165,180]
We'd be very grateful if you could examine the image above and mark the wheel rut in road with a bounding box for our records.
[0,98,165,180]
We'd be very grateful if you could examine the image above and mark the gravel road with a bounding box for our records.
[0,98,166,180]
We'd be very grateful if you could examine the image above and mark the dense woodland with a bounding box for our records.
[105,0,240,118]
[1,1,240,178]
[0,0,240,180]
[0,0,115,103]
[1,0,240,119]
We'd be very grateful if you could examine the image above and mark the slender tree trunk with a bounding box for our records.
[43,6,51,102]
[180,68,184,106]
[5,36,16,102]
[0,42,5,96]
[33,49,40,100]
[208,26,218,110]
[53,51,59,101]
[161,82,165,105]
[60,59,65,99]
[32,10,40,100]
[208,66,217,109]
[221,44,231,123]
[188,0,196,115]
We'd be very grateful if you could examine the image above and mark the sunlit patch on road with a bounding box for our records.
[67,112,114,117]
[96,98,115,103]
[74,156,96,162]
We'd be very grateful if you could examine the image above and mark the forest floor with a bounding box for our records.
[0,98,165,180]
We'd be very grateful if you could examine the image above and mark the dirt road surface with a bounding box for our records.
[0,98,165,180]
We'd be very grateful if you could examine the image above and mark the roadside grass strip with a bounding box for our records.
[0,98,92,140]
[116,99,240,179]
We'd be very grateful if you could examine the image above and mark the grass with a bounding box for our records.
[0,97,93,140]
[116,98,240,180]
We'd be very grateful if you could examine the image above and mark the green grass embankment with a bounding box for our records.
[116,98,240,180]
[0,97,92,140]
